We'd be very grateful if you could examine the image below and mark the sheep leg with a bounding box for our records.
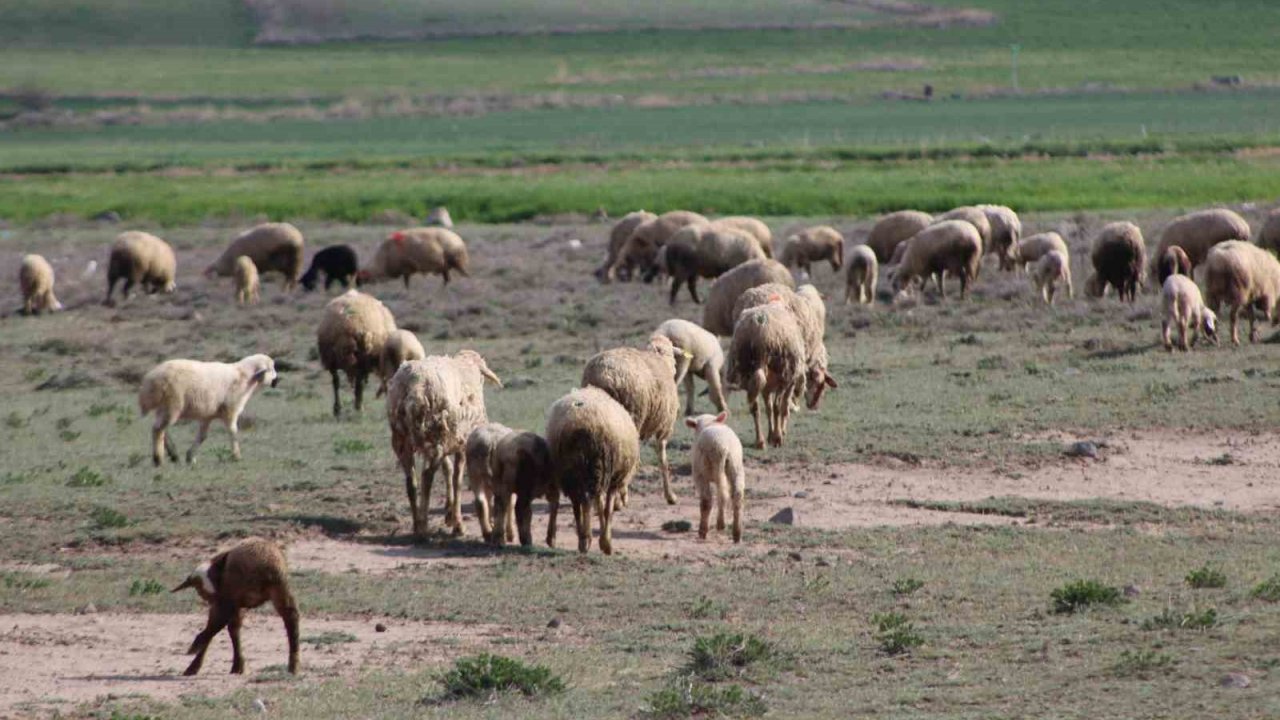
[183,604,232,676]
[683,372,696,416]
[747,371,765,450]
[657,438,676,505]
[697,478,712,540]
[448,454,464,535]
[1230,306,1242,346]
[668,277,682,305]
[104,277,118,306]
[474,488,494,544]
[186,420,211,464]
[597,493,615,556]
[227,609,246,674]
[121,278,135,300]
[716,476,728,531]
[1248,306,1260,344]
[728,463,744,544]
[226,417,241,461]
[1179,317,1191,352]
[151,418,174,467]
[504,495,516,543]
[545,486,560,548]
[330,371,342,417]
[418,461,437,538]
[1162,319,1174,351]
[353,372,365,413]
[271,589,301,674]
[573,498,591,553]
[688,277,701,304]
[959,272,970,300]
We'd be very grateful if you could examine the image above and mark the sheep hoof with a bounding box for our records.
[664,494,677,506]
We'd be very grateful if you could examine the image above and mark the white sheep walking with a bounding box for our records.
[684,411,745,543]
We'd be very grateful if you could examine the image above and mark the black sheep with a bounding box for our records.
[299,245,359,291]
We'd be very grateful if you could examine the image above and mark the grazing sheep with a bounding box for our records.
[733,283,837,410]
[1257,210,1280,257]
[888,239,911,267]
[653,318,728,415]
[867,210,933,264]
[1161,274,1218,351]
[595,210,656,282]
[205,223,305,291]
[712,216,774,258]
[779,225,844,275]
[581,335,686,505]
[684,411,745,543]
[936,206,993,257]
[387,351,502,538]
[729,302,807,449]
[660,224,766,304]
[891,220,983,299]
[366,228,470,288]
[1150,208,1251,282]
[611,210,708,280]
[18,254,62,315]
[375,329,426,398]
[1085,222,1146,302]
[497,431,557,548]
[316,290,397,417]
[1017,232,1069,271]
[425,206,454,228]
[1202,240,1280,345]
[105,231,176,305]
[546,387,640,555]
[138,354,278,466]
[1156,246,1193,286]
[171,537,299,676]
[300,245,359,291]
[844,244,878,305]
[464,422,516,544]
[1031,250,1072,305]
[234,256,260,305]
[976,204,1022,271]
[701,259,795,336]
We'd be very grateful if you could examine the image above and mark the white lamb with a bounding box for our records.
[684,411,745,543]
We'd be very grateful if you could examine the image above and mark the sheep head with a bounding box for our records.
[1201,309,1220,345]
[684,410,729,433]
[804,367,837,410]
[241,354,279,388]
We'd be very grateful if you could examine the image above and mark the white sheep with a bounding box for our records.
[976,204,1022,271]
[936,206,993,257]
[1150,208,1251,283]
[18,254,62,315]
[1031,250,1072,305]
[712,216,774,258]
[425,206,454,228]
[386,350,502,538]
[729,302,807,449]
[844,244,878,305]
[366,228,470,287]
[375,329,426,398]
[732,283,837,410]
[660,224,766,304]
[684,411,745,543]
[596,210,656,282]
[1161,274,1218,351]
[611,210,709,280]
[205,223,305,291]
[105,231,176,305]
[1016,232,1068,272]
[653,318,728,416]
[892,220,983,299]
[702,259,795,336]
[867,210,932,263]
[779,225,844,275]
[171,537,299,676]
[316,290,397,417]
[1203,240,1280,345]
[138,354,278,466]
[234,256,260,305]
[1257,209,1280,258]
[464,422,516,544]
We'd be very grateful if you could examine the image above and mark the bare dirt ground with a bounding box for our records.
[0,612,555,719]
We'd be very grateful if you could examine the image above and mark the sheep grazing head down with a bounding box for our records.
[685,410,729,433]
[648,333,693,384]
[804,367,837,410]
[456,349,503,388]
[1202,309,1220,345]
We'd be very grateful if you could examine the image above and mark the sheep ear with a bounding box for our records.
[823,373,838,389]
[251,368,269,384]
[481,367,503,388]
[715,411,729,424]
[685,417,698,429]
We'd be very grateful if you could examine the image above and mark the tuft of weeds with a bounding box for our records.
[67,467,109,488]
[2,471,32,485]
[644,675,766,719]
[88,402,122,418]
[210,447,236,463]
[892,578,925,596]
[1050,579,1124,613]
[1185,564,1227,589]
[686,632,780,681]
[333,438,374,455]
[303,631,358,646]
[1141,606,1218,631]
[872,612,924,656]
[1112,649,1174,678]
[127,452,147,468]
[90,506,130,529]
[1250,575,1280,602]
[4,411,26,429]
[688,596,729,620]
[437,653,565,700]
[661,519,692,533]
[2,572,53,591]
[128,578,165,596]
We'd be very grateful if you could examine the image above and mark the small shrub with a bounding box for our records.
[127,452,147,468]
[686,632,779,681]
[438,654,564,700]
[1142,606,1217,631]
[210,447,236,463]
[67,467,109,488]
[129,578,165,596]
[2,572,52,590]
[661,519,692,533]
[873,612,924,656]
[1185,564,1227,589]
[688,596,728,620]
[1112,649,1174,678]
[90,506,130,529]
[88,402,121,418]
[303,631,358,646]
[1250,575,1280,602]
[892,578,925,596]
[59,430,81,442]
[4,412,26,429]
[2,471,32,485]
[333,438,374,455]
[1050,579,1123,613]
[645,676,766,719]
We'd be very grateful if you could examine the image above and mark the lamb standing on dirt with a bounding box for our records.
[581,335,687,505]
[844,244,878,305]
[1084,222,1146,302]
[660,224,766,304]
[729,302,807,449]
[1202,240,1280,345]
[465,426,558,548]
[977,204,1022,271]
[171,537,299,676]
[464,422,516,544]
[1016,232,1069,272]
[104,231,176,305]
[867,210,933,264]
[300,245,359,291]
[375,329,426,398]
[611,210,709,280]
[1161,274,1218,351]
[891,220,983,299]
[18,254,63,315]
[138,354,278,466]
[546,386,640,555]
[205,222,305,291]
[1150,208,1251,283]
[366,228,470,287]
[684,411,745,543]
[701,259,795,336]
[316,290,397,417]
[234,256,260,305]
[653,318,728,415]
[386,350,502,538]
[780,225,844,275]
[1156,245,1192,286]
[1031,250,1072,305]
[596,210,656,282]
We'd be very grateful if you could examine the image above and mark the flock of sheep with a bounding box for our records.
[12,201,1280,677]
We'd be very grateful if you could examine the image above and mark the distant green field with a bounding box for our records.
[1,0,253,48]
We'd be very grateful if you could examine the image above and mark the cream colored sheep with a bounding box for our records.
[701,259,795,336]
[1016,232,1068,272]
[1150,208,1251,282]
[1031,250,1072,305]
[712,216,774,258]
[1257,209,1280,257]
[205,223,305,291]
[596,210,656,282]
[387,351,502,538]
[425,206,454,228]
[138,354,278,466]
[464,422,516,544]
[366,227,470,287]
[1156,246,1192,286]
[653,318,727,415]
[780,225,844,275]
[867,210,932,263]
[375,329,426,398]
[1203,240,1280,345]
[684,411,745,543]
[581,335,686,506]
[496,430,557,548]
[891,220,983,299]
[844,245,878,305]
[976,204,1022,271]
[936,206,993,257]
[546,386,640,555]
[105,231,176,305]
[234,256,260,305]
[1084,222,1145,302]
[18,254,62,315]
[1161,274,1218,351]
[661,224,766,304]
[171,537,299,676]
[729,302,807,449]
[612,210,708,280]
[316,290,397,417]
[732,283,836,410]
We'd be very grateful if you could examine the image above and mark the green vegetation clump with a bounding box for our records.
[1050,580,1124,614]
[1185,564,1227,589]
[645,676,766,719]
[873,612,924,656]
[67,467,109,488]
[1112,649,1175,678]
[892,578,925,596]
[1141,607,1217,631]
[1250,575,1280,602]
[438,654,565,699]
[686,632,780,681]
[128,578,164,596]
